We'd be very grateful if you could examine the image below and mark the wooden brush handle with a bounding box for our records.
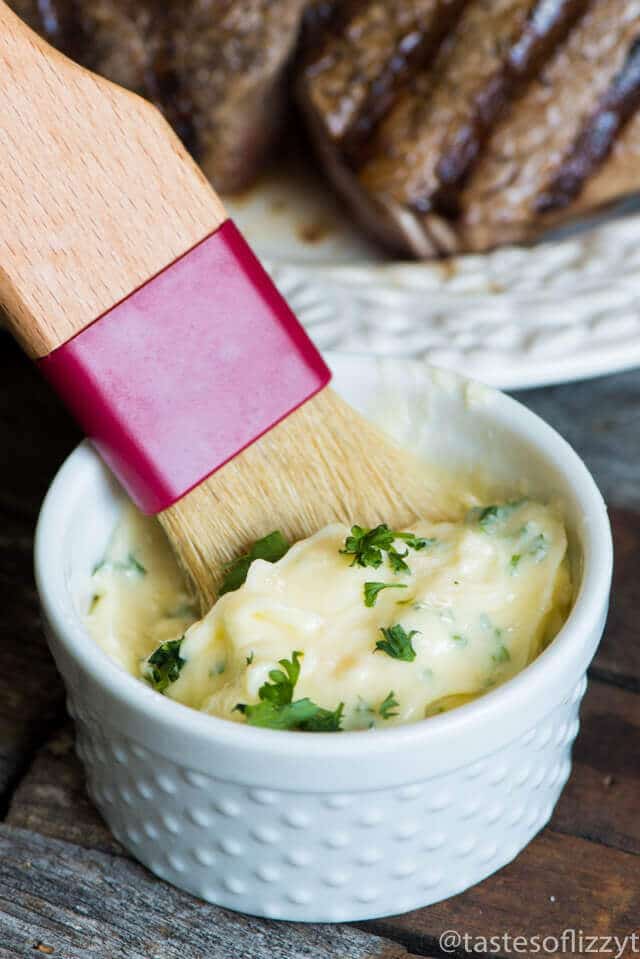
[0,2,226,359]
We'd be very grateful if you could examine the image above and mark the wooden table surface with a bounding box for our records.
[0,334,638,958]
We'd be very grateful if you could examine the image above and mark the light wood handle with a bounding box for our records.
[0,2,227,359]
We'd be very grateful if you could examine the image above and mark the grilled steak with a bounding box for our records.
[571,98,640,217]
[170,0,309,191]
[8,0,308,194]
[536,35,640,213]
[298,0,466,162]
[300,0,640,257]
[455,0,640,253]
[302,0,587,256]
[358,0,547,253]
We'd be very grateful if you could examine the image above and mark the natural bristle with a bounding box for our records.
[159,388,457,611]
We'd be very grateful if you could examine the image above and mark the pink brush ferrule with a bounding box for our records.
[38,220,331,514]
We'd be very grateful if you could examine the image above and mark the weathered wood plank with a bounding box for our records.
[6,723,122,856]
[0,340,78,807]
[514,368,640,513]
[593,509,640,691]
[369,830,640,959]
[0,569,64,808]
[552,679,640,854]
[0,825,423,959]
[0,334,79,523]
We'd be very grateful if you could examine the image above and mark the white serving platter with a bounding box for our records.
[226,151,640,391]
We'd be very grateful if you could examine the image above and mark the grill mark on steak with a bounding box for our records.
[299,0,466,163]
[567,107,640,215]
[342,1,468,164]
[359,0,551,220]
[432,0,589,214]
[453,0,640,253]
[536,34,640,212]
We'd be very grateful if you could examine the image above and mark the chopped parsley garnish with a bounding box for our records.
[88,593,102,614]
[236,698,343,731]
[477,505,503,530]
[492,644,511,665]
[351,698,377,730]
[451,633,468,648]
[364,581,408,607]
[395,533,437,551]
[302,702,345,732]
[378,691,399,720]
[480,615,510,663]
[341,524,434,575]
[529,533,549,562]
[257,650,302,706]
[510,532,548,572]
[467,501,524,534]
[220,531,289,596]
[125,553,147,575]
[93,553,147,576]
[341,524,395,568]
[235,651,344,732]
[388,549,410,573]
[246,652,255,666]
[144,637,185,693]
[375,624,418,661]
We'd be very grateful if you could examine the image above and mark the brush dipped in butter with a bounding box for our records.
[87,498,572,731]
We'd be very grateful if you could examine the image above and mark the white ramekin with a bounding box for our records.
[35,358,612,923]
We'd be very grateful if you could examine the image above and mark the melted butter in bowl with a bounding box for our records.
[87,497,572,731]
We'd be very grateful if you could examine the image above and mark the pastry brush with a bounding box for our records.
[0,4,452,609]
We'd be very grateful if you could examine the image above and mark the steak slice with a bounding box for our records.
[74,1,163,105]
[170,0,309,192]
[434,0,590,210]
[298,0,466,163]
[455,0,640,253]
[356,0,587,255]
[8,0,308,194]
[570,99,640,216]
[536,35,640,213]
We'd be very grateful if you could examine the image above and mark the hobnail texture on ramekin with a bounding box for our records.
[64,669,586,923]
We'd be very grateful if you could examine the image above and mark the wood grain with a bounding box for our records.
[0,2,226,359]
[0,544,64,808]
[371,831,640,958]
[6,724,122,856]
[593,509,640,691]
[514,369,640,514]
[552,679,640,854]
[0,826,423,959]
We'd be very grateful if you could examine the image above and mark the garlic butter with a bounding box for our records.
[87,498,572,731]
